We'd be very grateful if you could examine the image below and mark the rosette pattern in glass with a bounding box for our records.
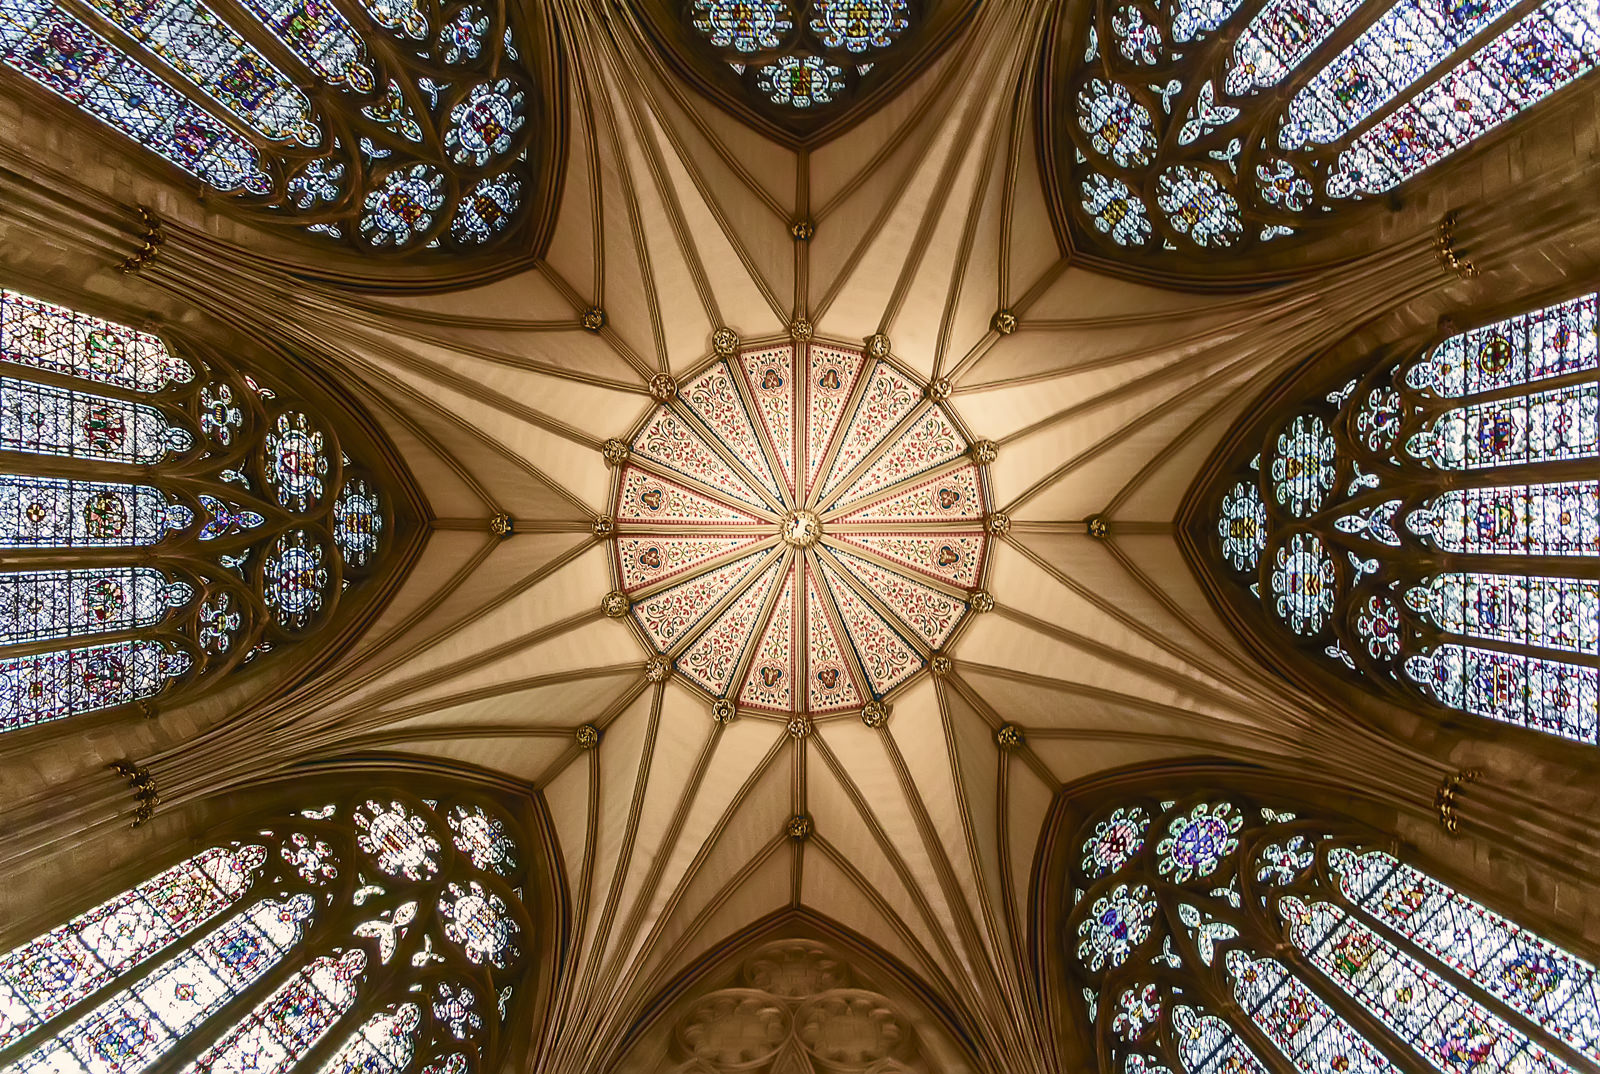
[1064,794,1600,1074]
[1062,0,1600,259]
[0,790,533,1074]
[1208,290,1600,744]
[0,286,389,733]
[609,341,992,717]
[0,0,541,252]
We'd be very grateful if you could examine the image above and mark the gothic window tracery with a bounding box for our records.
[0,286,390,734]
[682,1,917,113]
[1065,795,1600,1074]
[0,791,532,1074]
[0,0,541,252]
[1058,0,1600,261]
[1205,289,1600,744]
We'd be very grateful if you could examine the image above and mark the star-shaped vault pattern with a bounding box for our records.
[609,343,992,718]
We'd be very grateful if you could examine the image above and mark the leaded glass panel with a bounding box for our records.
[1060,0,1600,260]
[0,287,389,733]
[1207,289,1600,744]
[1065,796,1596,1074]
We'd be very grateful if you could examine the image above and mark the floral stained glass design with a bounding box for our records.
[1210,290,1600,744]
[0,287,388,733]
[684,1,915,113]
[1067,795,1594,1074]
[0,793,529,1074]
[1062,0,1600,258]
[608,340,994,718]
[0,0,541,251]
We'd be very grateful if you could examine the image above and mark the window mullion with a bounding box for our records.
[35,0,287,157]
[1291,0,1553,159]
[1332,880,1598,1073]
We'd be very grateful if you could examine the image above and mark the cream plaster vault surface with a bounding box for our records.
[0,1,1514,1070]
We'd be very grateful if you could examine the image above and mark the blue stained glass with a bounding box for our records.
[1156,801,1243,882]
[314,1005,419,1074]
[1409,293,1598,399]
[0,639,191,731]
[1327,0,1600,197]
[1405,643,1599,743]
[0,476,182,548]
[1226,950,1401,1074]
[0,5,270,192]
[1332,848,1600,1062]
[231,0,374,92]
[1081,806,1150,879]
[691,0,792,52]
[1281,0,1523,151]
[332,477,383,569]
[263,530,328,630]
[0,290,192,392]
[80,0,320,145]
[264,412,328,511]
[13,896,313,1074]
[197,494,264,541]
[1282,895,1579,1074]
[1419,572,1600,656]
[1224,0,1364,96]
[0,377,191,463]
[0,567,190,645]
[0,845,265,1049]
[444,80,524,167]
[1412,385,1598,470]
[1408,481,1600,556]
[757,55,845,108]
[1077,883,1157,971]
[178,948,365,1074]
[1169,0,1247,43]
[810,0,909,53]
[361,80,422,142]
[1112,4,1163,63]
[437,7,487,62]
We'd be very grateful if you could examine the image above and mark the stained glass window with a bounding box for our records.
[0,794,530,1074]
[1062,0,1600,258]
[683,1,915,113]
[1209,289,1600,744]
[0,0,540,252]
[1066,795,1596,1074]
[0,287,388,734]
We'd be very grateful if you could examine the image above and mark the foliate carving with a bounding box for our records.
[592,515,615,538]
[970,439,998,465]
[1086,514,1110,539]
[575,723,601,750]
[985,512,1011,537]
[926,378,952,402]
[865,334,891,359]
[995,723,1024,749]
[787,814,813,840]
[661,938,940,1074]
[650,372,679,403]
[860,700,889,728]
[490,512,515,538]
[990,310,1018,335]
[969,590,995,614]
[929,655,952,677]
[601,438,631,466]
[786,715,812,738]
[119,206,164,274]
[713,327,740,356]
[602,591,631,618]
[789,319,814,342]
[646,656,671,683]
[712,699,737,724]
[581,307,608,332]
[791,219,816,241]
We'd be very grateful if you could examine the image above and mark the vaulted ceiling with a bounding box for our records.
[2,0,1599,1071]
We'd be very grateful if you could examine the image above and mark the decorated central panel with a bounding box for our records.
[605,339,995,720]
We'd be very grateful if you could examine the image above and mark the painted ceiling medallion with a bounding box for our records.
[607,340,993,718]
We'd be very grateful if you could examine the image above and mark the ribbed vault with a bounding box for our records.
[3,1,1600,1072]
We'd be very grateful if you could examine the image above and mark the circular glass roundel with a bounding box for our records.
[1271,414,1336,518]
[439,880,518,968]
[264,530,330,631]
[1082,806,1150,879]
[333,477,384,569]
[264,411,329,511]
[1156,802,1243,882]
[1270,532,1338,636]
[1077,883,1156,972]
[354,799,442,880]
[609,343,994,718]
[446,805,518,876]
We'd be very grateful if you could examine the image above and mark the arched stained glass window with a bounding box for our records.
[0,286,390,734]
[1065,795,1600,1074]
[1204,288,1600,744]
[0,792,531,1074]
[1057,0,1600,259]
[0,0,541,251]
[681,0,917,112]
